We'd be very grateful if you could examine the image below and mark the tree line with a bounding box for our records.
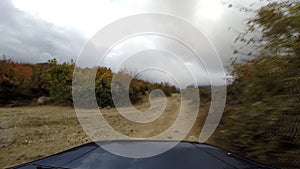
[0,58,178,107]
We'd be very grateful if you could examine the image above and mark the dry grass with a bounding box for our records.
[0,95,208,169]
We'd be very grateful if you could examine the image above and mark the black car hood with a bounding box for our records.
[8,140,275,169]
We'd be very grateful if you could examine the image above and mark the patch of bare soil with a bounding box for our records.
[0,94,209,169]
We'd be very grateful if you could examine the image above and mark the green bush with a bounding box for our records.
[211,2,300,169]
[41,59,74,104]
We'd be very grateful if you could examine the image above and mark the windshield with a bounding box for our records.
[0,0,299,169]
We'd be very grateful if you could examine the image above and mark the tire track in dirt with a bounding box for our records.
[0,94,209,168]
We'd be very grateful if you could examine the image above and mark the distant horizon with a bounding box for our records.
[0,57,231,88]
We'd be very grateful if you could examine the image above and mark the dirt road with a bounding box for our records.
[0,94,208,168]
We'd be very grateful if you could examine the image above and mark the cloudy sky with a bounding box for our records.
[0,0,260,86]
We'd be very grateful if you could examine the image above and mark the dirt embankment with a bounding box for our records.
[0,94,209,169]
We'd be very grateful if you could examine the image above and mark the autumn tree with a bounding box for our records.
[0,60,33,103]
[214,1,300,169]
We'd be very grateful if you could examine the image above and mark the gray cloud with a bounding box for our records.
[0,0,252,86]
[0,0,87,63]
